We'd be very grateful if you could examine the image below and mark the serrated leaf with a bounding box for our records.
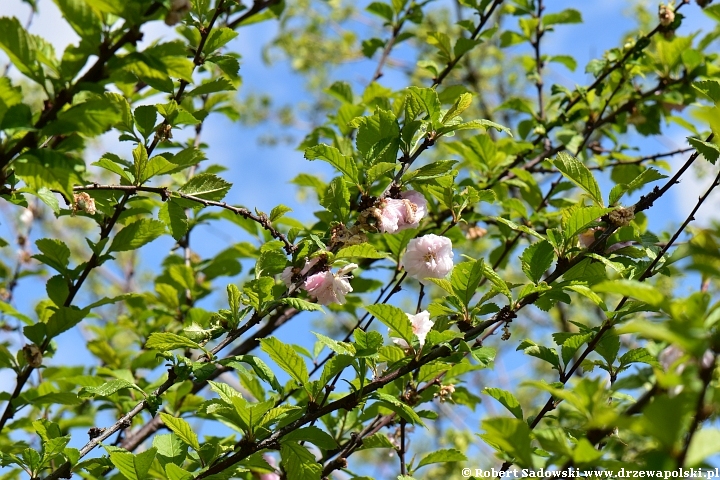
[372,392,425,426]
[520,240,555,284]
[160,414,200,451]
[406,86,441,126]
[564,206,612,239]
[33,238,70,274]
[312,332,356,356]
[442,92,473,124]
[108,219,165,252]
[450,258,484,307]
[693,80,720,103]
[688,137,720,165]
[438,118,511,136]
[619,347,661,368]
[304,144,359,184]
[517,339,560,369]
[270,204,292,222]
[78,379,139,398]
[543,8,582,25]
[554,152,604,206]
[178,173,232,201]
[364,304,413,346]
[483,388,523,419]
[46,306,87,339]
[278,297,324,312]
[108,448,157,480]
[260,337,309,385]
[482,262,512,300]
[158,200,188,242]
[134,105,157,140]
[283,426,338,450]
[145,332,201,351]
[280,441,322,480]
[416,448,467,469]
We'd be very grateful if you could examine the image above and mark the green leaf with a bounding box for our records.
[178,173,232,201]
[133,105,157,140]
[260,337,309,385]
[52,0,102,39]
[304,144,359,184]
[33,238,70,275]
[321,177,350,222]
[450,258,484,307]
[564,206,611,239]
[437,119,512,137]
[483,387,523,419]
[549,54,577,71]
[416,448,466,469]
[280,441,322,480]
[336,244,386,259]
[108,219,165,252]
[0,17,42,82]
[520,240,555,284]
[312,332,356,356]
[367,2,394,22]
[283,426,338,450]
[46,306,87,339]
[554,152,603,206]
[517,339,560,370]
[442,92,473,124]
[364,304,413,346]
[133,143,149,184]
[406,86,441,126]
[480,417,534,467]
[693,80,720,103]
[593,280,665,307]
[278,297,324,313]
[685,429,720,467]
[44,97,121,137]
[78,379,139,398]
[543,9,582,26]
[482,262,512,300]
[93,154,135,183]
[187,78,236,97]
[352,108,400,165]
[158,200,188,242]
[108,448,157,480]
[371,392,425,426]
[688,137,720,165]
[270,204,292,222]
[159,414,200,451]
[145,332,202,351]
[618,347,661,368]
[203,27,238,54]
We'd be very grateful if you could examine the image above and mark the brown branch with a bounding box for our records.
[227,0,281,29]
[74,184,296,254]
[432,0,505,87]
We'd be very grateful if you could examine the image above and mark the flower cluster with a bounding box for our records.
[392,310,434,349]
[377,190,428,233]
[73,192,96,215]
[281,259,357,306]
[280,190,455,308]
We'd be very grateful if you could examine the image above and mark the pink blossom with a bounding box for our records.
[378,190,428,233]
[392,310,435,348]
[304,263,357,305]
[255,455,280,480]
[400,234,454,284]
[281,257,320,287]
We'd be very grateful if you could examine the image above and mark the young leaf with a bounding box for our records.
[304,144,359,184]
[178,173,232,201]
[554,152,604,206]
[108,219,165,252]
[260,337,309,385]
[145,332,202,351]
[520,240,555,284]
[159,414,201,451]
[416,448,466,469]
[483,387,523,419]
[364,304,413,346]
[108,448,157,480]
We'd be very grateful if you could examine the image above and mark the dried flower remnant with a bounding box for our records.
[608,206,635,227]
[392,310,434,349]
[401,234,454,284]
[22,344,42,368]
[73,192,96,215]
